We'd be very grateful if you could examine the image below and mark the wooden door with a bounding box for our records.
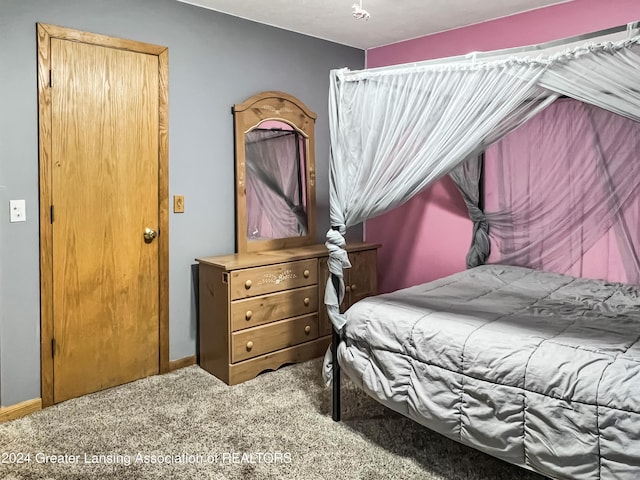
[38,25,169,405]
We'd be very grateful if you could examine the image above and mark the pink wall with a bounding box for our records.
[365,0,640,294]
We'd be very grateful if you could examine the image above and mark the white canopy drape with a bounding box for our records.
[325,30,640,335]
[483,98,640,284]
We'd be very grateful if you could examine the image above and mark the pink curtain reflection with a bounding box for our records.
[245,128,307,239]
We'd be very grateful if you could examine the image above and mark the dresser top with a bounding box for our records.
[196,242,379,271]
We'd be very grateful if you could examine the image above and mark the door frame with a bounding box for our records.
[36,23,170,407]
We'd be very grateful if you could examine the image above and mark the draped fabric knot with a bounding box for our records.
[467,205,490,268]
[449,155,491,269]
[322,225,351,386]
[324,226,351,333]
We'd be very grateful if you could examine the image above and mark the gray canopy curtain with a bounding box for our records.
[476,98,640,284]
[448,156,488,269]
[324,26,640,355]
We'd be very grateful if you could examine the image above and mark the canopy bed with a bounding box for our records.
[323,23,640,479]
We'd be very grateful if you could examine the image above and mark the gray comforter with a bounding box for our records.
[337,265,640,479]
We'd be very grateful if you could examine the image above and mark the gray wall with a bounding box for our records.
[0,0,364,406]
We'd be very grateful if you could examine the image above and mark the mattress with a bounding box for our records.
[337,265,640,479]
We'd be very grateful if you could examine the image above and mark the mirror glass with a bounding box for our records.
[245,120,308,240]
[233,91,316,253]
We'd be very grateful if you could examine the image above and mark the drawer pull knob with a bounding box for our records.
[345,285,351,292]
[304,325,311,334]
[303,269,310,278]
[245,310,252,321]
[245,280,252,289]
[303,297,310,306]
[351,284,357,291]
[246,341,254,351]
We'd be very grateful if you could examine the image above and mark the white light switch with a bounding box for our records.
[10,200,26,223]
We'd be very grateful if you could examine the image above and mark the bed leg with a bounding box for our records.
[331,327,341,422]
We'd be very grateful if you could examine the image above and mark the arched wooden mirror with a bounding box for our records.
[233,91,317,253]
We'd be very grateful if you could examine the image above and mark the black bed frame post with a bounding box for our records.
[329,266,342,422]
[331,326,341,421]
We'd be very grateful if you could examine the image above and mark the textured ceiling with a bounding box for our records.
[177,0,573,49]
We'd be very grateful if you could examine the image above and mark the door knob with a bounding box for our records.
[144,227,158,244]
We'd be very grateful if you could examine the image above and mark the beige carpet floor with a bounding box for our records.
[0,358,545,479]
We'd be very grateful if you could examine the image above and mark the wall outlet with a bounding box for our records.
[10,199,26,222]
[173,195,185,213]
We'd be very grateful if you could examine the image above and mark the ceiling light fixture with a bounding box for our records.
[352,0,370,21]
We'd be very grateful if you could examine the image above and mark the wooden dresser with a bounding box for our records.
[197,242,379,385]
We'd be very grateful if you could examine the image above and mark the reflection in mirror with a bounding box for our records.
[245,121,308,240]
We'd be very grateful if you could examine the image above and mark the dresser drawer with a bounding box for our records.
[231,313,319,363]
[229,259,317,300]
[230,286,318,332]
